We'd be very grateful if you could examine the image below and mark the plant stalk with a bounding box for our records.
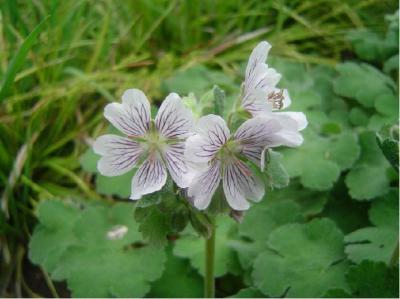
[204,221,216,298]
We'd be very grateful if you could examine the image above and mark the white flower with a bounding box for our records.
[185,114,293,211]
[241,41,307,146]
[93,89,194,200]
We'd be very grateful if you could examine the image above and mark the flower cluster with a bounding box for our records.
[94,41,307,211]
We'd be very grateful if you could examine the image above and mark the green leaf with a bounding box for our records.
[239,201,303,243]
[163,65,236,96]
[345,165,390,200]
[95,170,134,198]
[369,189,399,228]
[230,287,265,298]
[345,227,398,265]
[345,131,392,201]
[282,130,359,191]
[149,247,203,298]
[30,201,166,298]
[265,150,290,189]
[173,216,237,277]
[0,16,50,101]
[334,62,395,108]
[213,85,225,115]
[29,200,82,273]
[79,148,99,173]
[252,219,348,297]
[345,189,398,265]
[138,206,170,247]
[325,261,399,298]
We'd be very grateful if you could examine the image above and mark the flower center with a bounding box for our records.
[217,139,240,163]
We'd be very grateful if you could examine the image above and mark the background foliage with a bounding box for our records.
[0,0,398,297]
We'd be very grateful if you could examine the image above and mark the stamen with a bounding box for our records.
[267,89,284,109]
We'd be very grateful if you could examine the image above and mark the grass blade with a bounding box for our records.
[0,15,50,102]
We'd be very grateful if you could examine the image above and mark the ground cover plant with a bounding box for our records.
[0,0,398,298]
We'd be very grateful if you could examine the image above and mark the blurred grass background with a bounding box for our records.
[0,0,397,297]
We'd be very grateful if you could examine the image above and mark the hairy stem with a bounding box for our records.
[204,220,216,298]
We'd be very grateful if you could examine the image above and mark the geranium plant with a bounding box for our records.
[92,41,307,297]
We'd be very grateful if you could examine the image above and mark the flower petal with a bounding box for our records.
[93,134,144,176]
[270,130,304,147]
[104,89,150,137]
[273,111,308,131]
[155,93,194,139]
[187,159,221,210]
[130,155,167,200]
[245,63,281,95]
[223,158,265,211]
[163,142,193,188]
[185,115,230,164]
[234,117,282,170]
[245,41,271,81]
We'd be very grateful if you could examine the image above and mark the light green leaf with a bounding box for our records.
[29,200,82,273]
[325,261,399,298]
[252,219,348,297]
[265,150,290,189]
[30,201,166,298]
[149,247,203,298]
[334,63,395,108]
[282,130,359,191]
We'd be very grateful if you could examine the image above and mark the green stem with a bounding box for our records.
[389,238,399,267]
[204,220,216,298]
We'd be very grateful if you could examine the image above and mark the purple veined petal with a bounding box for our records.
[155,93,194,139]
[234,117,282,147]
[104,89,150,137]
[130,154,167,200]
[223,158,265,211]
[187,159,222,210]
[93,134,144,176]
[245,41,271,81]
[241,89,272,117]
[234,117,282,170]
[245,63,281,96]
[185,115,230,164]
[163,142,193,188]
[273,111,308,131]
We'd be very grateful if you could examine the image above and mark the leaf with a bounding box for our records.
[79,148,99,173]
[345,165,390,200]
[29,200,82,273]
[265,150,290,189]
[334,62,395,108]
[149,247,203,298]
[345,131,392,201]
[230,287,265,298]
[173,216,237,277]
[213,85,225,115]
[325,261,399,298]
[163,65,236,96]
[138,206,171,247]
[345,189,398,265]
[345,227,398,265]
[95,171,134,198]
[239,201,303,243]
[30,201,166,298]
[282,130,360,191]
[252,219,348,297]
[0,16,50,101]
[369,189,399,228]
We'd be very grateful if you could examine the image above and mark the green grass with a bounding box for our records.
[0,0,397,296]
